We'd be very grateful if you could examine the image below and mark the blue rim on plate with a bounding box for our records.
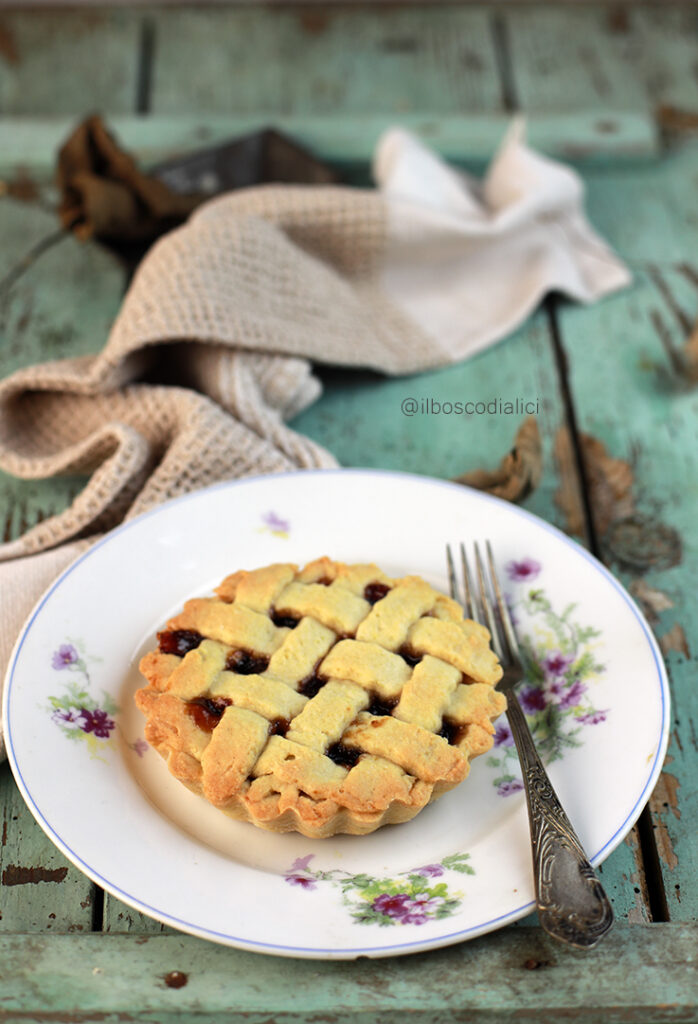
[4,469,670,957]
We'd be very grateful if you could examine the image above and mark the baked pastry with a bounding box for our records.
[135,558,506,838]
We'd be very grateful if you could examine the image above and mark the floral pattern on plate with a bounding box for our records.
[46,640,118,760]
[284,852,474,926]
[258,511,290,539]
[491,560,609,796]
[46,640,147,760]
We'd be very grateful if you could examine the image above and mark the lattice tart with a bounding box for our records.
[135,558,506,838]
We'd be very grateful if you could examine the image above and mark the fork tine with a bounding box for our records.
[486,540,522,664]
[459,543,480,623]
[446,544,459,602]
[474,542,504,660]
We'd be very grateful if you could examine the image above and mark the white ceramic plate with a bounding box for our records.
[4,470,669,959]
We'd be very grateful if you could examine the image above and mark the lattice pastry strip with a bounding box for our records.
[285,679,368,751]
[136,558,506,838]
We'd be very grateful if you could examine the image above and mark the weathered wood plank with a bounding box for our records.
[0,925,695,1022]
[0,198,162,934]
[0,199,124,375]
[582,144,698,269]
[554,255,698,922]
[628,7,698,109]
[0,198,126,934]
[0,762,94,933]
[506,10,698,922]
[149,6,502,117]
[505,4,698,113]
[0,110,658,189]
[0,9,143,115]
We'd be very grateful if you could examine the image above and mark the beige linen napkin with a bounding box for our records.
[0,125,629,757]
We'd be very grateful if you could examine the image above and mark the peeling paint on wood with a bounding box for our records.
[2,864,68,886]
[0,926,697,1021]
[0,19,19,66]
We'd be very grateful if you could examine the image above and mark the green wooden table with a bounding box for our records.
[0,5,696,1021]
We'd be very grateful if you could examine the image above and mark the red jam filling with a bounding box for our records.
[398,645,421,667]
[298,674,327,698]
[271,612,300,629]
[363,582,391,604]
[367,694,398,717]
[438,718,465,746]
[326,742,361,768]
[158,629,204,656]
[225,650,269,675]
[186,696,231,732]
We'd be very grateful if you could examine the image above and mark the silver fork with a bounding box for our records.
[447,541,614,949]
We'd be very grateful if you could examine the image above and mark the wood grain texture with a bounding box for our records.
[0,925,695,1022]
[0,199,125,931]
[149,5,502,116]
[505,4,698,112]
[0,9,143,115]
[0,762,94,933]
[554,262,698,923]
[0,111,658,187]
[503,5,697,925]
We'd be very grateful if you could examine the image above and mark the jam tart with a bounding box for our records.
[135,558,506,838]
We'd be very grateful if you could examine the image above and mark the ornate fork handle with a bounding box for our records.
[505,690,614,949]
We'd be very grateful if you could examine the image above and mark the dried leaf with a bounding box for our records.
[580,433,635,535]
[656,104,698,140]
[455,417,542,503]
[629,580,674,624]
[554,428,636,537]
[658,623,690,659]
[679,319,698,384]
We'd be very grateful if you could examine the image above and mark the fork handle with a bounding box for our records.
[505,691,614,949]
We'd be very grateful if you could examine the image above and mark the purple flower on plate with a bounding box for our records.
[412,864,445,879]
[51,707,83,729]
[542,650,574,679]
[77,708,115,739]
[494,722,515,747]
[285,873,317,890]
[497,779,524,797]
[262,511,290,533]
[505,558,541,583]
[559,678,587,710]
[576,710,608,726]
[52,644,78,670]
[545,676,565,702]
[289,855,314,874]
[372,893,411,919]
[131,738,149,757]
[402,910,429,926]
[519,684,547,714]
[372,891,445,924]
[284,855,317,889]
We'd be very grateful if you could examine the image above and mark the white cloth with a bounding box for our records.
[375,122,630,361]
